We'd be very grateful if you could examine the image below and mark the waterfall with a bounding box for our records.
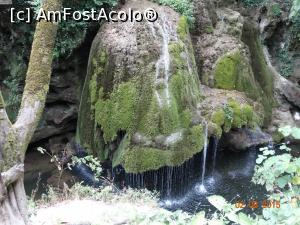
[153,16,171,107]
[197,120,208,193]
[212,137,219,173]
[125,156,197,198]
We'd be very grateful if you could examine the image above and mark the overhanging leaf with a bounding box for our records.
[207,195,228,211]
[238,213,253,225]
[291,127,300,140]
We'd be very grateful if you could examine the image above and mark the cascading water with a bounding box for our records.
[196,120,208,193]
[212,137,219,173]
[125,156,198,198]
[152,15,171,107]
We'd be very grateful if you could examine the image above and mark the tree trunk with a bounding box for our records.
[0,0,62,224]
[0,166,26,225]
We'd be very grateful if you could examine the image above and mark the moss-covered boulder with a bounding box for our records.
[193,7,274,126]
[198,86,264,139]
[76,0,203,173]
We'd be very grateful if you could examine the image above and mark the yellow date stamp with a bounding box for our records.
[235,199,281,209]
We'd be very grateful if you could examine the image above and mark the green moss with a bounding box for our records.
[214,45,273,127]
[112,134,129,167]
[177,16,189,40]
[169,42,201,111]
[214,52,241,90]
[169,42,185,68]
[89,51,107,106]
[122,125,204,173]
[211,109,225,127]
[242,104,254,125]
[95,82,137,142]
[210,100,258,135]
[181,109,192,129]
[77,21,203,172]
[228,99,244,128]
[270,3,282,18]
[214,51,258,97]
[160,100,180,135]
[76,49,108,156]
[208,122,223,139]
[89,74,97,107]
[214,50,257,93]
[242,21,274,126]
[137,96,160,137]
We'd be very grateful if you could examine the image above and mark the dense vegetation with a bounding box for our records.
[1,0,118,121]
[1,0,299,224]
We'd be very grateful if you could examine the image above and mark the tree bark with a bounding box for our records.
[0,0,62,224]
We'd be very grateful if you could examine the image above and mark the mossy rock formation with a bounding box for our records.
[77,0,204,173]
[192,7,274,127]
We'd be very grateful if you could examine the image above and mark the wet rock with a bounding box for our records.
[220,128,272,151]
[77,0,204,173]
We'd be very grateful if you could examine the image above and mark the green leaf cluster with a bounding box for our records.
[153,0,194,25]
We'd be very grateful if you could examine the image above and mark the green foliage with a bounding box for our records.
[37,146,73,188]
[250,126,300,224]
[276,46,294,78]
[210,100,256,135]
[0,13,34,121]
[153,0,194,24]
[29,0,118,58]
[71,155,103,181]
[2,54,27,121]
[290,0,300,18]
[270,3,282,17]
[223,104,234,132]
[291,10,300,41]
[240,0,265,7]
[207,125,300,224]
[279,125,300,139]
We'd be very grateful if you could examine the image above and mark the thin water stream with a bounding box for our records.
[196,121,208,193]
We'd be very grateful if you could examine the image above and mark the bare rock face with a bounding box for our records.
[220,128,272,152]
[192,6,246,87]
[192,5,274,124]
[191,0,217,36]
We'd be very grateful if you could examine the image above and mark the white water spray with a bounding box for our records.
[197,120,208,193]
